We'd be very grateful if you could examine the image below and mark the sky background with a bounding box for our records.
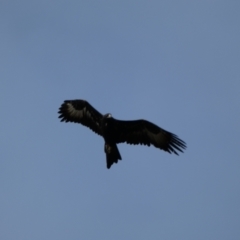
[1,1,240,239]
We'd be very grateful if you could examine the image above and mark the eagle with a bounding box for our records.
[58,100,186,169]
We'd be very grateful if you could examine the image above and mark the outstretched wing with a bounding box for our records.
[113,119,186,155]
[58,100,103,136]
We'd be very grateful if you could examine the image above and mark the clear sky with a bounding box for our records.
[1,1,240,239]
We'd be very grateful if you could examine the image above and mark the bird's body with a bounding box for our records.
[58,99,186,169]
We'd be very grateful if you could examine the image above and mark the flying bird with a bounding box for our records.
[58,100,186,169]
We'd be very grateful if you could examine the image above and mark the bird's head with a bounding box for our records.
[102,113,113,127]
[104,113,112,118]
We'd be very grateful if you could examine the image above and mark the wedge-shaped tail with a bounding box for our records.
[104,143,122,169]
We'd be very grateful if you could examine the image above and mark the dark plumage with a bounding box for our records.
[58,99,186,169]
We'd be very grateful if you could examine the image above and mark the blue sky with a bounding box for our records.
[1,1,240,239]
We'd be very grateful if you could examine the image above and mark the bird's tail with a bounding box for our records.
[104,143,122,169]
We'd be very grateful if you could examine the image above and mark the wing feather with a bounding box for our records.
[58,100,103,136]
[113,119,186,155]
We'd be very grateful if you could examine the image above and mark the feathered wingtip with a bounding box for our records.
[166,133,187,155]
